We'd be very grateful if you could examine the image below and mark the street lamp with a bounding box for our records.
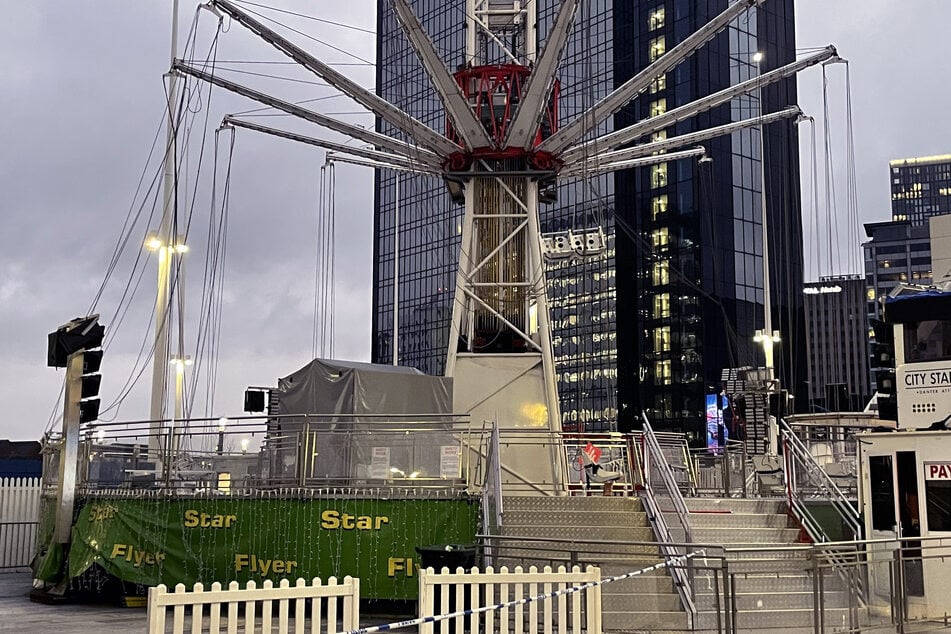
[753,50,778,372]
[217,417,228,455]
[146,232,189,462]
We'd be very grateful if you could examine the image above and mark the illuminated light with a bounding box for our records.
[240,438,250,453]
[174,243,189,254]
[409,471,421,479]
[752,51,764,63]
[819,285,842,293]
[803,288,820,295]
[145,235,162,251]
[96,428,105,442]
[217,417,229,432]
[519,402,549,427]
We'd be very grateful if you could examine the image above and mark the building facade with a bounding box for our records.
[890,155,951,225]
[803,275,870,411]
[863,221,932,322]
[372,0,806,439]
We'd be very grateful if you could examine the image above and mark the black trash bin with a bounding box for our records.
[415,544,477,628]
[415,544,477,572]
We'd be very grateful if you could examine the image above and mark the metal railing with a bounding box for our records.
[689,440,749,498]
[41,414,487,498]
[641,414,697,626]
[781,420,862,543]
[474,533,951,633]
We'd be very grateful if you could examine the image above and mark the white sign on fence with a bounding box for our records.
[440,446,461,479]
[369,447,391,479]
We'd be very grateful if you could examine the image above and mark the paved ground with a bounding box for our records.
[0,569,148,632]
[0,570,418,633]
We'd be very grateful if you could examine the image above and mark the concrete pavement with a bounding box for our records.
[0,569,419,633]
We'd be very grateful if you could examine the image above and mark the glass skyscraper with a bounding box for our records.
[372,0,806,440]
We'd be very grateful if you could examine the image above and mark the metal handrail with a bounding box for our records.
[640,413,697,623]
[781,419,867,607]
[780,420,861,540]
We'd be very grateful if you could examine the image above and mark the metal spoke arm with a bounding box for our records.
[561,146,707,178]
[562,46,838,161]
[324,152,435,174]
[571,106,802,171]
[539,0,765,155]
[390,0,493,150]
[223,117,440,174]
[208,0,460,158]
[172,60,443,167]
[503,0,581,149]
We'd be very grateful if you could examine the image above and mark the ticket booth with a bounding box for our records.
[859,431,951,618]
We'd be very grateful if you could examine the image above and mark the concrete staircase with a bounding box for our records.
[678,497,854,632]
[499,495,688,632]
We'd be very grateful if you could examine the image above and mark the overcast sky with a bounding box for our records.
[1,1,949,441]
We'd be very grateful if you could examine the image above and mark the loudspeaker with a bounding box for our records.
[244,389,266,413]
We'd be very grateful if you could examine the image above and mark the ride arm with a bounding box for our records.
[172,59,444,168]
[503,0,582,149]
[562,45,838,162]
[324,152,435,173]
[389,0,493,150]
[561,147,707,178]
[569,106,802,173]
[538,0,765,155]
[223,117,439,174]
[208,0,460,158]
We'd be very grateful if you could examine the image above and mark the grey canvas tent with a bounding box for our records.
[276,358,453,417]
[268,359,457,483]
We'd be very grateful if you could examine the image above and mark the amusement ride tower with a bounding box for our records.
[174,0,838,482]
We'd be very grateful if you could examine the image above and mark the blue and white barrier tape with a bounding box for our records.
[342,550,705,634]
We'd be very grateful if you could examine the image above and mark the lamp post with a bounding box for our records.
[753,51,780,371]
[217,417,228,455]
[754,50,782,453]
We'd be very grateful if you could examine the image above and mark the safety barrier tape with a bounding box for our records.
[342,550,705,634]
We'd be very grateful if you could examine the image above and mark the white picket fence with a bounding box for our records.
[0,477,41,569]
[147,577,360,634]
[418,565,602,634]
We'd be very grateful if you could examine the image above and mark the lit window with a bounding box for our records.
[652,259,670,285]
[650,98,667,117]
[649,36,666,62]
[654,360,672,385]
[652,194,668,219]
[866,288,875,301]
[651,163,668,188]
[649,7,665,30]
[650,74,667,94]
[653,293,670,319]
[653,326,671,352]
[652,130,668,143]
[651,227,670,250]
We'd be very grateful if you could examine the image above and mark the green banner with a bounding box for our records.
[62,496,478,599]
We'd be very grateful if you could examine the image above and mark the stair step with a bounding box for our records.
[503,509,649,527]
[688,512,791,528]
[690,527,802,544]
[500,525,654,542]
[684,498,786,514]
[603,609,688,632]
[697,606,853,629]
[602,592,682,612]
[503,495,644,513]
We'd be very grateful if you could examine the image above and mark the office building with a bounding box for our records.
[890,155,951,225]
[372,1,806,439]
[803,275,870,411]
[863,221,932,322]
